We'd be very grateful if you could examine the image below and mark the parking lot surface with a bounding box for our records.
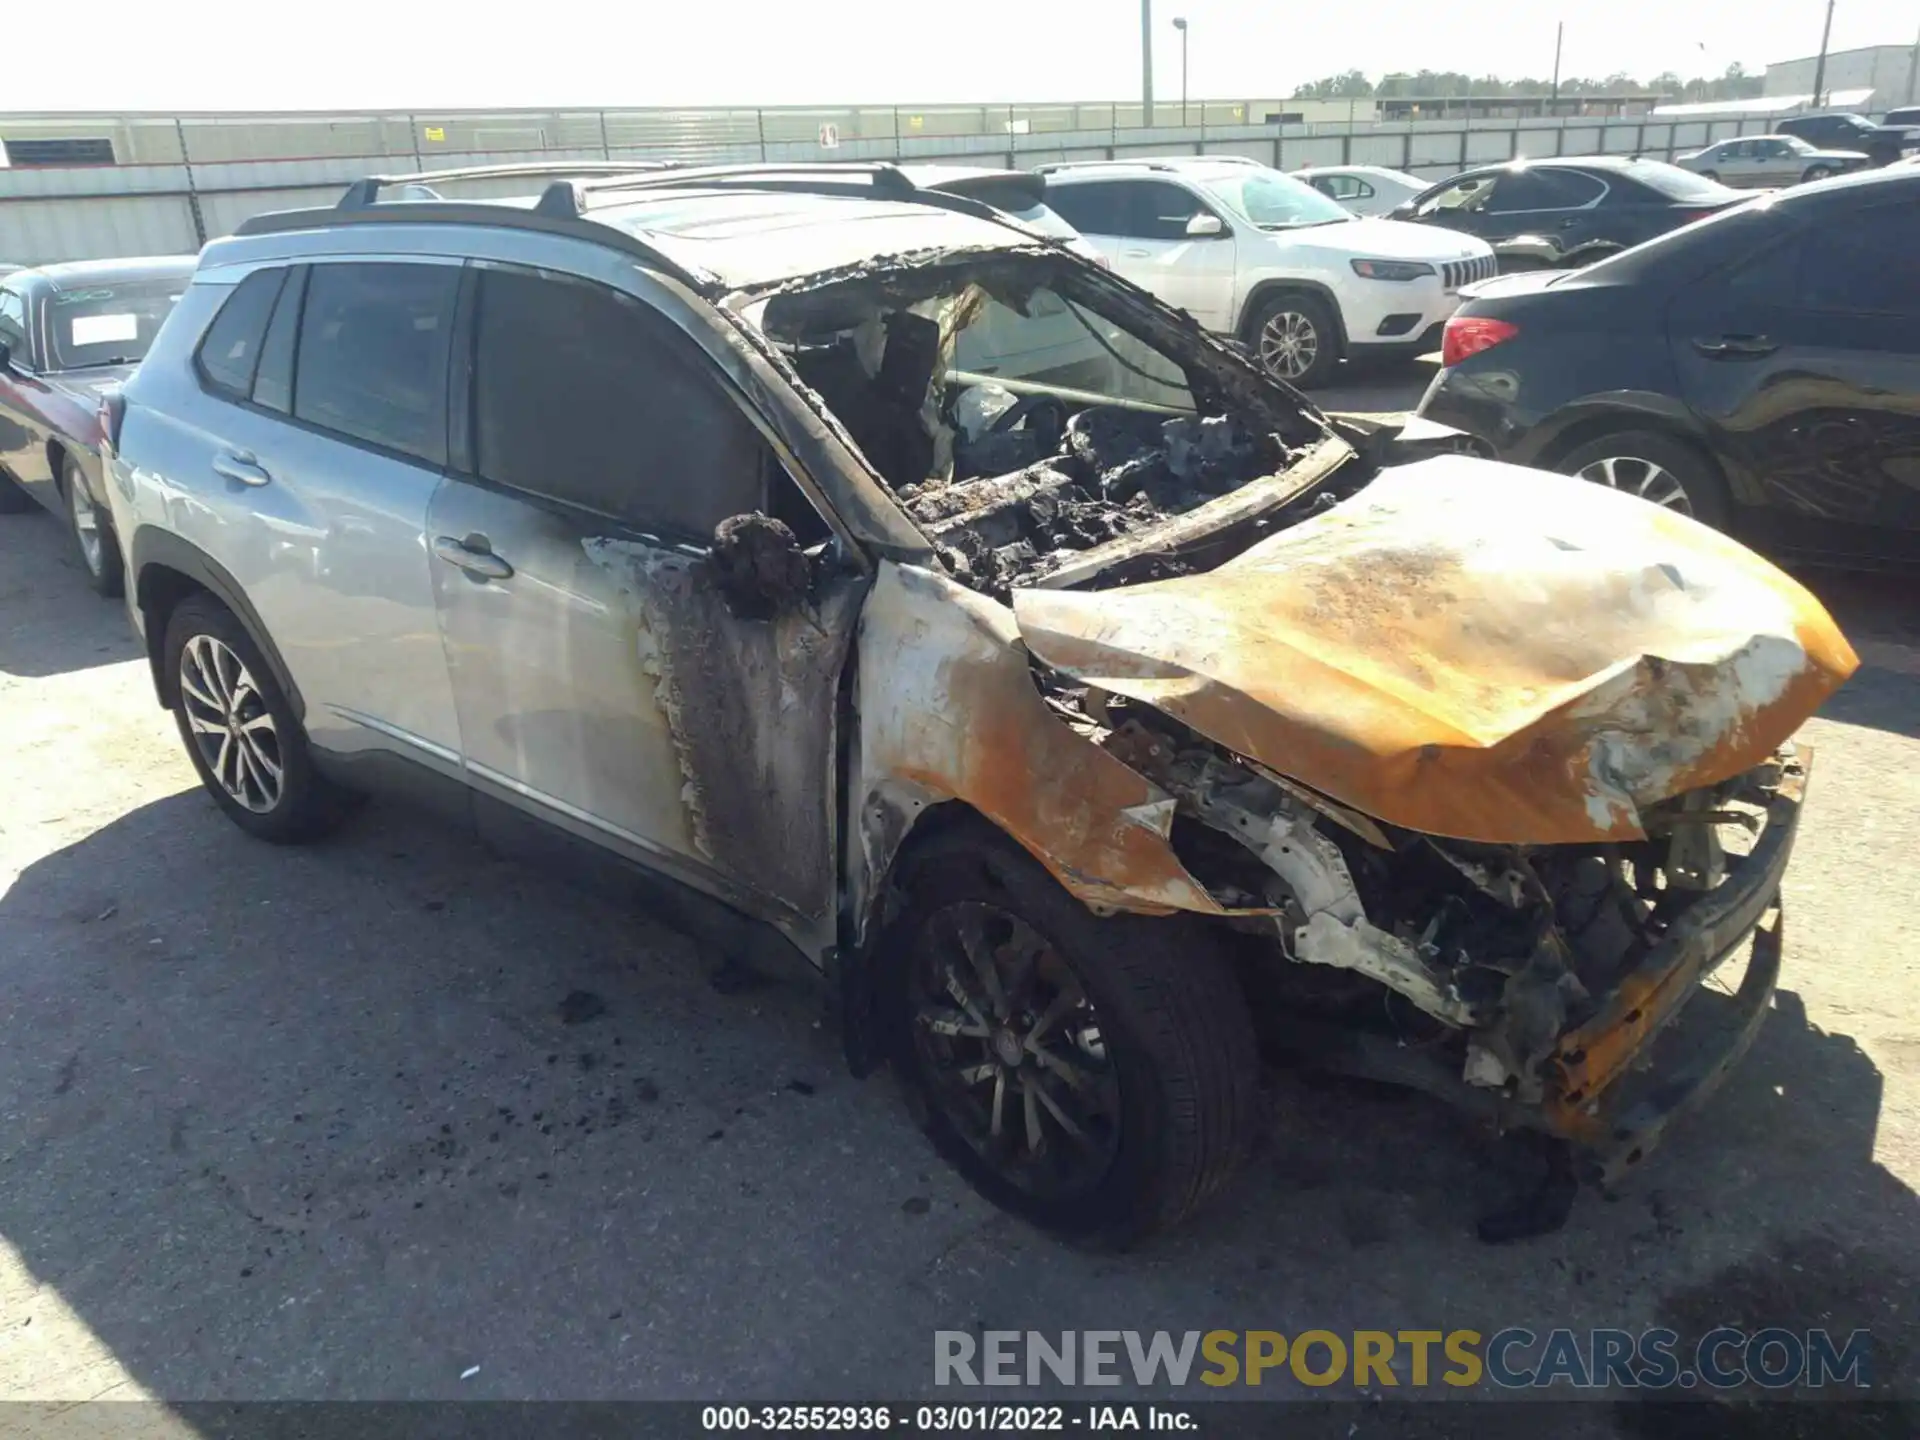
[2,393,1917,1425]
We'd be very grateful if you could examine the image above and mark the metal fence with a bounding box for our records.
[1,106,1788,266]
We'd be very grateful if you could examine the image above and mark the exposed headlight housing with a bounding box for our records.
[1351,258,1436,281]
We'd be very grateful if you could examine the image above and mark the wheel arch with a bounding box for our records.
[129,527,305,721]
[1235,277,1350,355]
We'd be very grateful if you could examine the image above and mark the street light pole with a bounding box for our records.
[1551,22,1564,108]
[1810,0,1836,108]
[1141,0,1155,127]
[1173,17,1189,126]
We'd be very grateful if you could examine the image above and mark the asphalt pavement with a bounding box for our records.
[1,429,1917,1429]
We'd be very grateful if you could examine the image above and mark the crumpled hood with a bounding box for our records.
[1013,456,1858,844]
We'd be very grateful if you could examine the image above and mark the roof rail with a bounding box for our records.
[337,161,679,210]
[1034,155,1258,176]
[534,161,920,217]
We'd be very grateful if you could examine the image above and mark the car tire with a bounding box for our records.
[1555,429,1731,530]
[163,594,355,844]
[63,457,124,598]
[1801,165,1833,182]
[880,822,1261,1246]
[1245,291,1340,389]
[1700,170,1720,182]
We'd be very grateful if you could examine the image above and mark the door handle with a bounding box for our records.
[1692,334,1778,359]
[212,449,271,486]
[1121,249,1151,258]
[433,534,514,581]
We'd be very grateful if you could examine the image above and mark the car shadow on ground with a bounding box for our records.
[1,786,1915,1419]
[0,512,141,680]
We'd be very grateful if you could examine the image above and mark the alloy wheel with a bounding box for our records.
[179,634,283,813]
[1257,310,1319,380]
[69,482,103,577]
[1577,455,1694,515]
[908,901,1121,1199]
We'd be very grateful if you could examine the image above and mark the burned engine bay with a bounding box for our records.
[754,253,1336,597]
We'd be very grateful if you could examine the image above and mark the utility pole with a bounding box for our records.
[1141,0,1155,127]
[1173,17,1190,125]
[1551,22,1564,108]
[1810,0,1836,108]
[1906,14,1919,104]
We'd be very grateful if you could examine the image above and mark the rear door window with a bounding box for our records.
[195,268,287,400]
[467,264,769,540]
[0,288,26,360]
[1483,169,1604,213]
[293,262,458,467]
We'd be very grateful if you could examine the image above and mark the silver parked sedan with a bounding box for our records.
[1674,135,1868,189]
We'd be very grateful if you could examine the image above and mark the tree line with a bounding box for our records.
[1294,64,1766,103]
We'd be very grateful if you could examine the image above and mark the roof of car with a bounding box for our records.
[595,188,1029,285]
[8,255,198,292]
[220,182,1038,294]
[1771,163,1920,202]
[1038,156,1265,181]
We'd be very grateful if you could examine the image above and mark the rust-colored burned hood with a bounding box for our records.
[1013,456,1858,844]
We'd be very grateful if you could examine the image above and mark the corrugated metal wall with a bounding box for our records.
[2,103,1775,267]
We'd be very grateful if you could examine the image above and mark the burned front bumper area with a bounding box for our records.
[1256,751,1808,1185]
[1541,755,1806,1184]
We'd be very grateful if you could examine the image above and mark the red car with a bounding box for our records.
[0,257,196,594]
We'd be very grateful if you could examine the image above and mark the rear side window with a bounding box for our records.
[195,268,286,399]
[294,262,458,467]
[1483,169,1604,212]
[468,265,768,539]
[1798,204,1920,316]
[0,288,26,358]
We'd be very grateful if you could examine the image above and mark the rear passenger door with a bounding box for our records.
[1668,197,1920,563]
[176,258,464,770]
[427,261,861,944]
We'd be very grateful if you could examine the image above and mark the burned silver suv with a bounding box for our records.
[105,163,1856,1243]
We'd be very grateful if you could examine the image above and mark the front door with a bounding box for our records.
[1048,180,1237,332]
[1669,195,1920,564]
[427,261,861,946]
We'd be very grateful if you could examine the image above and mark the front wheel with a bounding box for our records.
[881,825,1261,1245]
[163,594,355,843]
[1246,292,1340,389]
[64,458,124,598]
[1555,429,1731,530]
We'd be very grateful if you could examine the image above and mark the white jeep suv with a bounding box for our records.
[1041,157,1495,387]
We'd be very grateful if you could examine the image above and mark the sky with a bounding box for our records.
[17,0,1911,112]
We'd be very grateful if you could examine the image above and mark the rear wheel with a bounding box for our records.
[1555,429,1731,530]
[163,594,354,843]
[1246,291,1340,389]
[881,825,1261,1245]
[64,458,123,598]
[1801,165,1833,182]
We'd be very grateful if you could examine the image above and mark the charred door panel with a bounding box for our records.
[427,477,859,947]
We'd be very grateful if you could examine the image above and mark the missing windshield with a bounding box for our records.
[752,256,1334,597]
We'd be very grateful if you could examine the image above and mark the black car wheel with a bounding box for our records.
[881,824,1260,1245]
[163,594,355,843]
[1556,430,1731,530]
[1246,291,1340,389]
[1801,165,1833,182]
[64,457,124,598]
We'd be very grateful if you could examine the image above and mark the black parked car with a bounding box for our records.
[1778,112,1917,168]
[1418,167,1920,568]
[1390,157,1745,270]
